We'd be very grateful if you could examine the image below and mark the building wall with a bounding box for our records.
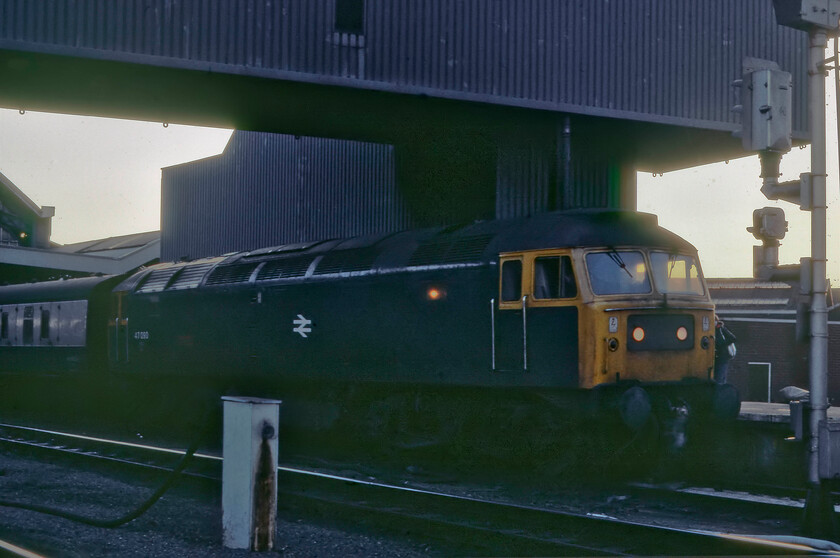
[720,318,840,405]
[161,131,410,261]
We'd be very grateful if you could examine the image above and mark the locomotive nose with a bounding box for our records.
[618,386,651,431]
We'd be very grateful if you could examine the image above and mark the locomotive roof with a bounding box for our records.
[0,274,120,303]
[486,209,691,254]
[114,210,697,293]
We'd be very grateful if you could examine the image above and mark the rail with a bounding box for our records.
[0,422,836,555]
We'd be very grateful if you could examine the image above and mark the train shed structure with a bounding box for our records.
[0,1,811,247]
[0,172,160,283]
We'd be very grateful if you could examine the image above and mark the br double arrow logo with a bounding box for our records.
[293,314,312,338]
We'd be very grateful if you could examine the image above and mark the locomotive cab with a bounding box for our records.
[498,244,723,430]
[580,248,715,390]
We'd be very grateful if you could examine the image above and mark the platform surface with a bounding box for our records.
[738,401,840,423]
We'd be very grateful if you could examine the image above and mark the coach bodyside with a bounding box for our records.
[0,276,120,374]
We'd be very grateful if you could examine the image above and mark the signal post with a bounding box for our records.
[741,0,840,538]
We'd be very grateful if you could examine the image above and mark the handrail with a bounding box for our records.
[124,318,129,363]
[522,295,528,371]
[490,298,496,370]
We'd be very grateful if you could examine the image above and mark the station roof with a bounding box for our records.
[0,231,160,277]
[708,278,840,321]
[0,171,160,281]
[708,278,797,314]
[0,170,55,222]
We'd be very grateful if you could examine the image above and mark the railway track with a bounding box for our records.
[0,422,837,556]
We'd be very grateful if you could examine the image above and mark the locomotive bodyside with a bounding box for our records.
[0,210,732,446]
[106,210,726,428]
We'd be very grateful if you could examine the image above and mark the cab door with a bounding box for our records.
[109,291,130,369]
[493,252,579,384]
[494,255,527,372]
[527,253,580,386]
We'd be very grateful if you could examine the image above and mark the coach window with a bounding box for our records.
[534,256,577,299]
[40,309,50,340]
[22,306,33,345]
[500,259,523,302]
[1,311,7,340]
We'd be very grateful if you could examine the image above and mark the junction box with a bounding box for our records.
[221,396,282,551]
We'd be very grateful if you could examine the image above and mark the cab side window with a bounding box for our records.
[534,256,577,299]
[501,260,522,302]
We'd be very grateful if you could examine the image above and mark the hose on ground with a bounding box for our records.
[0,403,215,528]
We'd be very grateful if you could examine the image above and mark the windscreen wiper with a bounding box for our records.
[607,249,633,278]
[668,253,678,278]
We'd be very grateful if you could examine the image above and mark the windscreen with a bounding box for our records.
[650,251,705,295]
[586,251,651,295]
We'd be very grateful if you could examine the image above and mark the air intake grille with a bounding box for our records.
[313,249,378,275]
[257,257,314,282]
[168,263,214,290]
[136,268,180,293]
[205,263,259,286]
[408,235,492,267]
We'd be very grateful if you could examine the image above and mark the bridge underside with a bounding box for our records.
[0,47,745,223]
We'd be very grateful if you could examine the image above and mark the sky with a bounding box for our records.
[641,65,840,283]
[0,75,838,282]
[0,109,233,244]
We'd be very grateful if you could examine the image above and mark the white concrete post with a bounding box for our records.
[221,396,281,551]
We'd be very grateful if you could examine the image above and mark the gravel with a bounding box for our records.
[0,452,436,557]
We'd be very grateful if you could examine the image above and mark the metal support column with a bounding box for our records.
[803,28,835,539]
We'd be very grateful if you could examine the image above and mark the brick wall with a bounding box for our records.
[723,319,840,404]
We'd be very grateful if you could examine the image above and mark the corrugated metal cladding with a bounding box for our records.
[0,0,809,134]
[161,131,410,262]
[495,135,623,219]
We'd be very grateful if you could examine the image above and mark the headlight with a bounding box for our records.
[632,327,645,342]
[676,326,688,341]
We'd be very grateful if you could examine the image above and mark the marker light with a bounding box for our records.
[632,327,645,342]
[676,326,688,341]
[426,287,445,301]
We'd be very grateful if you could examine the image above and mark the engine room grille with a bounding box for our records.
[205,263,260,286]
[257,256,314,282]
[136,268,180,293]
[408,235,493,267]
[168,263,214,290]
[313,248,379,275]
